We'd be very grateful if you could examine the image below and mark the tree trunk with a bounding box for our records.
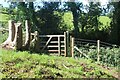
[72,9,79,38]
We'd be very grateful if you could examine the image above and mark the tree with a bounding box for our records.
[64,2,83,37]
[78,2,104,40]
[86,2,102,31]
[35,2,62,34]
[110,2,120,45]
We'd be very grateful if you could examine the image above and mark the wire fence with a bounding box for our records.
[74,38,120,67]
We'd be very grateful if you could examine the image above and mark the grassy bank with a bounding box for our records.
[0,49,118,79]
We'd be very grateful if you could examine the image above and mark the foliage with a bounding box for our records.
[74,44,120,67]
[35,2,62,34]
[0,14,9,22]
[78,2,102,33]
[60,11,74,31]
[0,21,8,29]
[0,31,8,44]
[64,2,83,37]
[109,2,120,45]
[0,49,118,78]
[99,16,111,30]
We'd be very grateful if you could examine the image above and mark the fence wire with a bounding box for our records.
[74,38,120,67]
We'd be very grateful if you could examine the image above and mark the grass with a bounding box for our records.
[0,48,118,79]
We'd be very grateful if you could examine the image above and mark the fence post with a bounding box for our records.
[97,40,100,62]
[58,36,61,56]
[64,31,69,57]
[34,31,40,52]
[70,36,74,57]
[14,23,22,50]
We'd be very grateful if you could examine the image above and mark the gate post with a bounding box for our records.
[70,36,74,57]
[64,31,69,57]
[34,31,40,52]
[58,36,61,56]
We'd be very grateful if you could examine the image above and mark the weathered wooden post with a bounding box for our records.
[58,36,61,56]
[13,23,22,50]
[24,20,31,50]
[70,36,74,57]
[64,31,69,57]
[2,20,15,46]
[97,40,100,62]
[34,31,40,52]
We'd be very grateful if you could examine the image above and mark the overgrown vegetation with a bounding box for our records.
[0,49,118,78]
[74,44,120,67]
[0,31,8,44]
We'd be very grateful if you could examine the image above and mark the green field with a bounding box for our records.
[63,12,111,31]
[99,16,111,30]
[0,49,118,78]
[0,14,9,22]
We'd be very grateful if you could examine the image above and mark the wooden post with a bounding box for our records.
[58,36,61,56]
[24,20,31,50]
[34,31,40,52]
[64,31,69,57]
[2,20,15,45]
[70,36,74,57]
[97,40,100,62]
[64,32,67,57]
[13,23,22,50]
[8,20,15,42]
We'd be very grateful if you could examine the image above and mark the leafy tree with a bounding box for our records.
[86,2,102,31]
[16,2,28,22]
[110,2,120,45]
[35,2,62,34]
[64,2,83,37]
[78,2,106,40]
